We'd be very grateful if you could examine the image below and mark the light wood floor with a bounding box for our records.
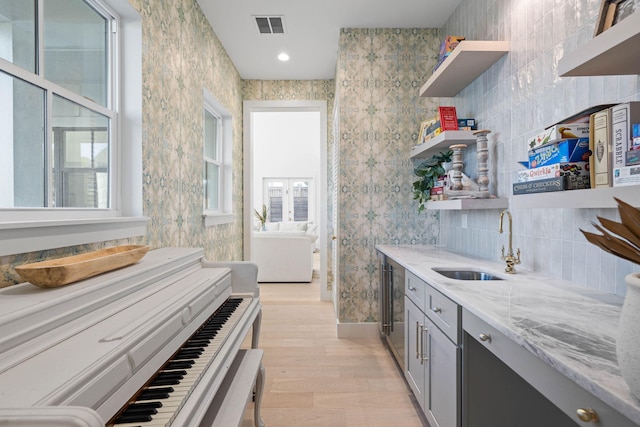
[241,276,426,427]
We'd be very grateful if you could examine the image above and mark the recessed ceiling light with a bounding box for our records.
[278,53,290,62]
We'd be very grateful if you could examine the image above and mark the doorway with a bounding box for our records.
[243,101,329,301]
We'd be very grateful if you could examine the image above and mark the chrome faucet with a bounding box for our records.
[498,209,521,274]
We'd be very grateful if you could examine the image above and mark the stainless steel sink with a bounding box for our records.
[432,268,503,281]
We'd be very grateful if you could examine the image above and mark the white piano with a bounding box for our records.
[0,247,264,427]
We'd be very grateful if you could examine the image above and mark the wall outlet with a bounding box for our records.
[461,213,468,229]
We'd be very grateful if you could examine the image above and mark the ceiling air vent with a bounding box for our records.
[254,16,285,34]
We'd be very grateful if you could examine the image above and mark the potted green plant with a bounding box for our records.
[412,150,452,213]
[254,204,268,231]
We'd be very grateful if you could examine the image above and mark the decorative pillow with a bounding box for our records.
[254,231,317,243]
[264,222,280,231]
[280,221,307,232]
[306,223,318,235]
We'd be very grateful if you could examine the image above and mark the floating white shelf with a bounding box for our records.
[426,198,508,211]
[410,130,477,160]
[559,12,640,76]
[510,185,640,209]
[419,40,509,97]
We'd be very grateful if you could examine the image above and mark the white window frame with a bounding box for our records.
[203,89,233,226]
[262,177,314,224]
[204,108,223,211]
[0,0,146,257]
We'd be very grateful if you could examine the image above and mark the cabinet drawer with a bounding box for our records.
[462,309,637,427]
[405,271,426,308]
[425,284,460,344]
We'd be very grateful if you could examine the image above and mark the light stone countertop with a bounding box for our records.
[376,244,640,425]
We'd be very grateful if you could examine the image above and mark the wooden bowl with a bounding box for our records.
[15,245,150,288]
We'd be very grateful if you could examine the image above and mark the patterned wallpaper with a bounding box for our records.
[132,0,244,262]
[335,28,442,323]
[0,0,244,286]
[243,80,334,103]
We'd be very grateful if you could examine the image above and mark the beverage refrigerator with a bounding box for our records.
[378,251,405,370]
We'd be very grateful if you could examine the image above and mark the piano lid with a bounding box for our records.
[0,248,205,364]
[0,247,237,412]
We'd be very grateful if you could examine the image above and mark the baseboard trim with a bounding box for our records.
[336,321,379,339]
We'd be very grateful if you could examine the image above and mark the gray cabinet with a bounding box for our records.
[426,316,459,427]
[405,297,425,408]
[405,271,460,427]
[463,308,637,427]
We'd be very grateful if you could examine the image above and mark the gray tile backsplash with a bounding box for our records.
[439,0,640,296]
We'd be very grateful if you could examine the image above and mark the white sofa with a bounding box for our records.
[253,230,317,282]
[260,221,319,250]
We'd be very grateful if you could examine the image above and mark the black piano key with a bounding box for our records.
[119,405,158,415]
[201,326,223,331]
[113,412,153,423]
[126,402,163,410]
[174,349,202,359]
[149,377,180,386]
[164,360,193,370]
[149,370,186,386]
[156,370,187,379]
[183,340,209,348]
[137,387,174,400]
[198,333,218,339]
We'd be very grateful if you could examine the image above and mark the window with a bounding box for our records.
[0,0,144,256]
[204,109,222,211]
[203,89,233,226]
[1,0,112,209]
[263,178,311,223]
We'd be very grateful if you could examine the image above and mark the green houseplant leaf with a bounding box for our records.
[254,204,268,227]
[413,150,452,213]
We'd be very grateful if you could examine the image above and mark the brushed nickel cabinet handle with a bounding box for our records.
[431,307,442,313]
[422,325,429,362]
[415,321,420,360]
[479,333,492,343]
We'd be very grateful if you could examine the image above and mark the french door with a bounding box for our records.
[263,178,312,223]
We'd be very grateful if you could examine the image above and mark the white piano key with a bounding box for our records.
[108,298,252,426]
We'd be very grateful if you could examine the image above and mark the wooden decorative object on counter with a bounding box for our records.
[581,197,640,264]
[15,245,150,288]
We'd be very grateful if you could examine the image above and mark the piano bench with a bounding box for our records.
[200,349,265,427]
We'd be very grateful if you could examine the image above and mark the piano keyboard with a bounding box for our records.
[107,297,251,427]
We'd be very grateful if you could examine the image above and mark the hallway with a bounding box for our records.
[242,277,426,426]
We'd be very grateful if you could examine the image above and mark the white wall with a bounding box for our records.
[251,111,321,222]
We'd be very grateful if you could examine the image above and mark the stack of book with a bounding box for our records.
[587,102,640,188]
[610,102,640,187]
[430,176,448,201]
[514,102,640,195]
[417,106,476,146]
[432,36,464,73]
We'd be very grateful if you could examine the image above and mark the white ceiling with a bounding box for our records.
[196,0,462,80]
